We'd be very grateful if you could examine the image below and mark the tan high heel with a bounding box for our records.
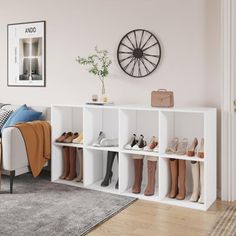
[197,138,204,158]
[176,138,188,155]
[72,132,83,144]
[144,136,158,152]
[166,138,179,154]
[187,138,198,157]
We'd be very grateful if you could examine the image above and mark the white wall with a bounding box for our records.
[0,0,220,107]
[0,0,221,186]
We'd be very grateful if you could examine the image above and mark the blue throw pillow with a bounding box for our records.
[1,104,42,133]
[2,104,28,131]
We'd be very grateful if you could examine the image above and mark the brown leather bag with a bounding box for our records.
[151,89,174,107]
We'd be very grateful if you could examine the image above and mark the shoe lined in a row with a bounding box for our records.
[165,137,204,158]
[125,134,159,152]
[132,157,157,196]
[93,131,118,147]
[56,132,83,144]
[168,158,204,204]
[60,147,83,182]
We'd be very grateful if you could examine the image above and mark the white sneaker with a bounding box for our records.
[93,131,106,146]
[100,138,118,147]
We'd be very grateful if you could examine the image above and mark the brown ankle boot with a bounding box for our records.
[60,147,70,179]
[176,160,186,200]
[169,159,178,198]
[144,160,157,196]
[66,147,77,180]
[132,158,143,194]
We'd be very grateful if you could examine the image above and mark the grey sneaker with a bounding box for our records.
[93,131,106,146]
[133,135,146,150]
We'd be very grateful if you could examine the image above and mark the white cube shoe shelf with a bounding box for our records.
[51,104,217,211]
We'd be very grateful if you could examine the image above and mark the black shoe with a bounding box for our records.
[115,179,119,189]
[101,151,117,187]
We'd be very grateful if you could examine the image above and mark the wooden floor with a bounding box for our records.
[88,200,235,236]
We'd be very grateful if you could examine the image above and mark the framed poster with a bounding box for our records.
[7,21,46,87]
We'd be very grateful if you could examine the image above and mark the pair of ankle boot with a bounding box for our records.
[169,159,186,200]
[132,158,157,196]
[60,147,83,181]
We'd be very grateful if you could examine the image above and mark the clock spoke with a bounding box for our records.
[141,58,150,74]
[143,56,156,67]
[143,53,160,58]
[124,57,136,71]
[141,34,152,50]
[134,31,138,48]
[138,59,142,77]
[126,35,136,49]
[143,42,158,52]
[121,43,133,51]
[139,30,144,48]
[131,59,138,76]
[118,51,133,54]
[120,55,134,63]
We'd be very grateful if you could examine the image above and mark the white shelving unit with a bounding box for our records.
[51,104,217,211]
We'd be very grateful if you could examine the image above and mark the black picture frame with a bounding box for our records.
[7,20,46,87]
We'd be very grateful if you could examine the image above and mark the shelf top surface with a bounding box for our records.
[51,104,216,113]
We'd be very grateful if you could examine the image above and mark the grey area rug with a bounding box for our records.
[209,205,236,236]
[0,172,136,236]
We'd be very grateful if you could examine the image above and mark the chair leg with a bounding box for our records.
[10,171,15,194]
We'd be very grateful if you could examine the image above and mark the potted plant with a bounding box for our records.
[76,47,112,102]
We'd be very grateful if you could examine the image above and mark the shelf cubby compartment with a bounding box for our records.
[84,149,119,194]
[119,108,159,152]
[51,105,83,181]
[159,156,206,210]
[159,111,204,154]
[83,106,119,148]
[120,153,159,201]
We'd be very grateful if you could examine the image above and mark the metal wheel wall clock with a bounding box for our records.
[117,29,161,78]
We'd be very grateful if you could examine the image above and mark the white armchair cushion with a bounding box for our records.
[2,127,28,171]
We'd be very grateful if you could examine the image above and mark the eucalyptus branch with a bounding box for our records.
[76,47,112,79]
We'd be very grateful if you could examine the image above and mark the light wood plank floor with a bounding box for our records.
[88,200,235,236]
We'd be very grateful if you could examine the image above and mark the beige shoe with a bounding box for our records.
[176,138,188,155]
[187,138,198,157]
[197,138,204,158]
[72,132,83,144]
[64,132,79,143]
[144,136,158,152]
[166,138,179,154]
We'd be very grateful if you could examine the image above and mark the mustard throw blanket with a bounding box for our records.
[14,121,51,177]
